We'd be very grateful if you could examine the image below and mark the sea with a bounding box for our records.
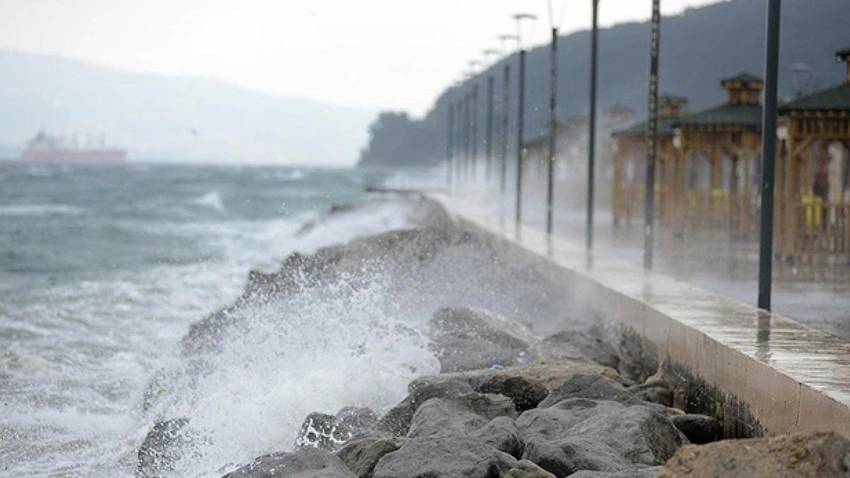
[0,161,437,477]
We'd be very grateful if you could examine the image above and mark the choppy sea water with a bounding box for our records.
[0,162,434,477]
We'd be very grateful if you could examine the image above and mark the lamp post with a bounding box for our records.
[757,0,782,311]
[644,0,661,270]
[587,0,600,250]
[447,99,454,190]
[483,49,500,185]
[512,13,537,225]
[497,34,519,200]
[468,61,482,184]
[545,25,558,235]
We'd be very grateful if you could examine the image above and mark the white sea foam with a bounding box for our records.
[0,204,86,217]
[191,190,226,213]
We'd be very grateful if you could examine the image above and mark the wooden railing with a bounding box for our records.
[792,200,850,257]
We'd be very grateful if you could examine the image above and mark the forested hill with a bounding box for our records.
[358,0,850,169]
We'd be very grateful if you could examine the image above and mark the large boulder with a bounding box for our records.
[409,361,619,412]
[569,467,661,477]
[136,417,191,478]
[372,435,517,478]
[659,432,850,478]
[537,373,642,408]
[406,394,517,439]
[372,380,478,436]
[518,398,686,476]
[538,327,621,370]
[427,307,539,373]
[222,447,356,478]
[336,436,405,478]
[669,414,723,445]
[502,459,557,478]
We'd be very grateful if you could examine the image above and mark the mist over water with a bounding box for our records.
[0,162,431,476]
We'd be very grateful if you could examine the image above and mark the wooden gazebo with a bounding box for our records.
[673,73,764,234]
[611,95,687,226]
[776,48,850,261]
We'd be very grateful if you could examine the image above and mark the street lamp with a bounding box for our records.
[497,34,519,200]
[644,0,661,269]
[482,49,501,185]
[512,13,537,225]
[587,0,600,250]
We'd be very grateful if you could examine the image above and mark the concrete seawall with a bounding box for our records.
[435,193,850,438]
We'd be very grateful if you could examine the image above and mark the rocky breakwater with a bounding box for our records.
[135,196,850,477]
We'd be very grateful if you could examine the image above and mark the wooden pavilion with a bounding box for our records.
[673,73,764,234]
[611,94,687,226]
[776,48,850,261]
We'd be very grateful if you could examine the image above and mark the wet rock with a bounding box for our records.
[409,360,620,400]
[427,306,538,373]
[629,379,674,407]
[372,379,479,436]
[518,398,686,476]
[617,330,660,384]
[537,373,640,408]
[659,432,850,478]
[669,414,722,445]
[470,416,524,458]
[295,412,354,451]
[477,375,549,413]
[569,467,662,477]
[336,406,378,436]
[372,435,517,478]
[538,327,620,370]
[222,447,356,478]
[336,436,405,478]
[406,394,517,439]
[136,418,191,478]
[502,459,557,478]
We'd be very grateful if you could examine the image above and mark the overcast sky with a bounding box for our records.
[0,0,725,116]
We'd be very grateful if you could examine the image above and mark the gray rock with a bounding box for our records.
[336,437,405,478]
[372,435,517,478]
[336,406,378,437]
[136,417,191,478]
[659,432,850,478]
[502,459,557,478]
[570,467,661,477]
[539,328,621,369]
[373,380,478,436]
[517,398,686,476]
[428,306,538,373]
[629,381,674,407]
[477,375,549,413]
[222,447,356,478]
[294,412,354,451]
[409,361,620,397]
[406,394,517,439]
[470,416,524,458]
[537,373,640,408]
[669,414,722,444]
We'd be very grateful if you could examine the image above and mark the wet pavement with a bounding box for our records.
[434,190,850,436]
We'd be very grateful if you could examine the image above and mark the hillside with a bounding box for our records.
[0,51,374,165]
[358,0,850,168]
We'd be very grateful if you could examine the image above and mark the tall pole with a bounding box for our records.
[515,49,527,224]
[587,0,599,250]
[485,75,495,183]
[447,101,454,189]
[471,84,480,183]
[463,91,471,184]
[758,0,781,311]
[644,0,661,269]
[456,98,464,183]
[546,27,558,234]
[500,64,511,196]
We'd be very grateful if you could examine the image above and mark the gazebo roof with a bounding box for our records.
[611,116,680,138]
[674,103,762,131]
[779,82,850,113]
[720,72,764,86]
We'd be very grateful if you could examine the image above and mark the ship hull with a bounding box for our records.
[22,148,127,163]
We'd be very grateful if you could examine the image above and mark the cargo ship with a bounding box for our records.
[21,131,127,163]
